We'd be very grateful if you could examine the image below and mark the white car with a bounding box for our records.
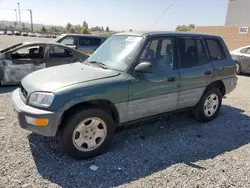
[0,30,5,35]
[6,30,13,35]
[28,32,35,37]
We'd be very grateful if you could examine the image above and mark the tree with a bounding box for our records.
[82,21,88,29]
[80,26,90,34]
[74,25,81,33]
[66,22,72,32]
[105,26,110,32]
[101,26,104,32]
[41,26,46,32]
[14,22,17,28]
[104,32,112,38]
[21,23,29,31]
[47,26,54,33]
[69,26,75,33]
[175,24,196,32]
[188,24,195,30]
[129,29,133,32]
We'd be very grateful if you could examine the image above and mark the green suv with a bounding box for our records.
[12,31,238,160]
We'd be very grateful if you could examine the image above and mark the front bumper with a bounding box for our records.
[12,88,63,137]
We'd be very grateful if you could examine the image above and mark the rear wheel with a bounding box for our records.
[193,88,222,122]
[59,107,116,160]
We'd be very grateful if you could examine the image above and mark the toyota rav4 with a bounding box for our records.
[12,31,238,160]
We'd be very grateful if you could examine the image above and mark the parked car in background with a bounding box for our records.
[55,34,107,54]
[0,41,89,85]
[230,45,250,74]
[28,32,36,37]
[12,31,237,160]
[6,30,13,35]
[21,32,28,36]
[14,31,21,36]
[35,33,42,37]
[0,30,5,35]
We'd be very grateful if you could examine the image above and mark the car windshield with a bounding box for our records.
[86,35,143,71]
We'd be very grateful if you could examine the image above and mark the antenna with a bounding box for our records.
[149,4,172,31]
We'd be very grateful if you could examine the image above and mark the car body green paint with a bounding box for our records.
[12,31,238,137]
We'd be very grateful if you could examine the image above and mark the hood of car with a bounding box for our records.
[21,62,121,93]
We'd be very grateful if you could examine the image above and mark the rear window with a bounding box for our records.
[205,39,225,61]
[79,37,101,46]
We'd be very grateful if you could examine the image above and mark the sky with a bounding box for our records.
[0,0,229,31]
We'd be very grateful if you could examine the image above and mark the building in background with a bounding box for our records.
[225,0,250,26]
[192,0,250,50]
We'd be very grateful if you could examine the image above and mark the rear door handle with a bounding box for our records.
[204,71,212,75]
[167,77,177,82]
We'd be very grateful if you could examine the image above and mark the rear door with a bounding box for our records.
[45,45,76,67]
[177,37,214,109]
[2,45,46,84]
[77,37,101,54]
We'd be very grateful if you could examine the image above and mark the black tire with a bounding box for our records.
[193,88,222,122]
[58,107,116,160]
[236,62,241,75]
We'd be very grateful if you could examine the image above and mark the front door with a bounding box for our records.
[177,37,214,109]
[128,37,179,121]
[46,45,76,67]
[240,47,250,73]
[2,45,46,84]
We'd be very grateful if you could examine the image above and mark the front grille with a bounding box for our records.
[20,84,28,99]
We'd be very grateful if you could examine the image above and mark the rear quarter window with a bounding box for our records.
[79,37,101,46]
[205,38,225,61]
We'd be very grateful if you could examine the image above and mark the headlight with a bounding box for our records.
[28,92,55,107]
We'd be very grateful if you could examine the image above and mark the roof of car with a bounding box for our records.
[22,41,66,46]
[60,33,107,38]
[114,31,220,38]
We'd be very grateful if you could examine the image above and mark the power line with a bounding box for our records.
[149,4,172,31]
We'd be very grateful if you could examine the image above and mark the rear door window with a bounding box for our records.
[79,37,101,46]
[205,39,225,61]
[196,39,208,65]
[178,38,199,68]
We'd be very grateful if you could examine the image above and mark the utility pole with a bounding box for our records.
[17,2,21,26]
[14,9,18,28]
[29,9,33,31]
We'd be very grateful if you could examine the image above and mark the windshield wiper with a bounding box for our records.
[88,61,108,69]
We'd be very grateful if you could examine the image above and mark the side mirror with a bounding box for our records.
[134,61,152,73]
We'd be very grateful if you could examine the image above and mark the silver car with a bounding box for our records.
[0,41,89,85]
[55,34,107,54]
[230,45,250,74]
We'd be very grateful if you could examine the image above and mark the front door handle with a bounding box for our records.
[204,71,212,75]
[167,77,177,82]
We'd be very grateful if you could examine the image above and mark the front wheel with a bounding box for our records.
[59,107,116,160]
[193,88,222,122]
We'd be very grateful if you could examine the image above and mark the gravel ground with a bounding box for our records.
[0,75,250,188]
[0,36,250,187]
